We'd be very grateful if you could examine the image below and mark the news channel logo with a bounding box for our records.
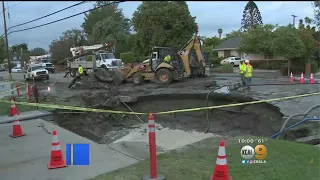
[240,145,267,164]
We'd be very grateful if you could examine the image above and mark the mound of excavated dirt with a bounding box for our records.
[73,68,123,90]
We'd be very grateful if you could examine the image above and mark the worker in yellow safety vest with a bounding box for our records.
[239,60,246,86]
[163,54,171,63]
[78,65,84,75]
[244,60,253,89]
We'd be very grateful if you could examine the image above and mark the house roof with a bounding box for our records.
[213,37,242,50]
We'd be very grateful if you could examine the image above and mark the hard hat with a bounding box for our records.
[245,60,249,63]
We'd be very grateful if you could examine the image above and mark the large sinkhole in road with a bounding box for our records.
[53,93,284,143]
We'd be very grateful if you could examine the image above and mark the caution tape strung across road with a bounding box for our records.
[0,91,319,115]
[154,91,320,114]
[0,81,27,95]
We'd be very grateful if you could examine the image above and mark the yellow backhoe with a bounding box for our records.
[118,33,208,85]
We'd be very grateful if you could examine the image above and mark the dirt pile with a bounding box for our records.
[74,68,124,90]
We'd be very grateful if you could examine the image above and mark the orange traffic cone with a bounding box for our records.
[210,140,232,180]
[300,73,304,83]
[310,73,315,84]
[48,130,67,169]
[10,117,25,138]
[10,97,18,116]
[289,72,294,82]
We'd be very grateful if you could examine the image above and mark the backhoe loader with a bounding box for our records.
[118,33,208,85]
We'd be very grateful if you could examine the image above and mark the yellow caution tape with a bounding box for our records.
[0,82,27,95]
[0,99,147,115]
[154,91,320,115]
[0,91,319,115]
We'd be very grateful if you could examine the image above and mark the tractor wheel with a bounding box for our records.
[156,68,173,84]
[70,69,77,77]
[132,72,144,85]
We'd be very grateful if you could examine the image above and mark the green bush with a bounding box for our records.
[221,64,233,70]
[120,52,135,64]
[210,57,224,66]
[134,56,149,62]
[250,60,285,70]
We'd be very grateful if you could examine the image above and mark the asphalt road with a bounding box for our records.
[0,71,72,83]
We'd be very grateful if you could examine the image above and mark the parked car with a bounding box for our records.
[24,64,49,81]
[220,57,244,67]
[11,67,22,73]
[41,62,55,73]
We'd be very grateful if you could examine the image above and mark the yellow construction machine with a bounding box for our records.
[118,33,208,85]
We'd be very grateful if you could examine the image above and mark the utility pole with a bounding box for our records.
[2,1,14,95]
[291,15,297,27]
[2,1,12,82]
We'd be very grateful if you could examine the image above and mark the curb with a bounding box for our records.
[0,110,52,124]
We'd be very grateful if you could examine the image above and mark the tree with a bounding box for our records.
[81,1,131,56]
[132,1,198,55]
[202,36,223,58]
[218,28,223,39]
[241,1,263,32]
[314,1,320,29]
[225,30,245,40]
[297,17,318,62]
[10,43,28,53]
[271,26,306,61]
[238,24,275,55]
[29,47,47,56]
[49,28,88,64]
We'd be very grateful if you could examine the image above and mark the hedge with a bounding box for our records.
[120,52,135,64]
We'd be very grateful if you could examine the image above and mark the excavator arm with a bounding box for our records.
[177,34,206,76]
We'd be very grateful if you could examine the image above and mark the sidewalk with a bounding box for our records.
[0,118,138,180]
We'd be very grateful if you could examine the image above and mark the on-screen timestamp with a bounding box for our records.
[238,138,267,144]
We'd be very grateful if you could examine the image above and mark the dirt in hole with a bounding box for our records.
[52,92,286,144]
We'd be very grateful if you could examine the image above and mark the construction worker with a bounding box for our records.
[163,54,171,64]
[78,65,84,75]
[239,60,246,86]
[68,65,85,88]
[244,60,253,89]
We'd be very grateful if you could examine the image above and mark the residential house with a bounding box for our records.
[213,37,286,61]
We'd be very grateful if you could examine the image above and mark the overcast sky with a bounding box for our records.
[0,1,314,51]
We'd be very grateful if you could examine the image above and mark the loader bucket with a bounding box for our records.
[112,68,125,86]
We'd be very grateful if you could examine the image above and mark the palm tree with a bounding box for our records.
[218,28,223,39]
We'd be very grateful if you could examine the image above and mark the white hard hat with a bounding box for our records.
[245,60,249,63]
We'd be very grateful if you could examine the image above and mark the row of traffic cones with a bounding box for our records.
[290,72,315,83]
[9,98,67,169]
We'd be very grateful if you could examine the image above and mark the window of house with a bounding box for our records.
[264,54,273,59]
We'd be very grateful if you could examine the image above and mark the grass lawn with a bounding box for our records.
[92,137,320,180]
[0,96,51,115]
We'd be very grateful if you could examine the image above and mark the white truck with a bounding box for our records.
[67,43,124,77]
[24,64,49,81]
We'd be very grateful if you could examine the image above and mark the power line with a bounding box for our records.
[0,1,24,13]
[7,1,123,35]
[8,1,87,30]
[7,1,24,9]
